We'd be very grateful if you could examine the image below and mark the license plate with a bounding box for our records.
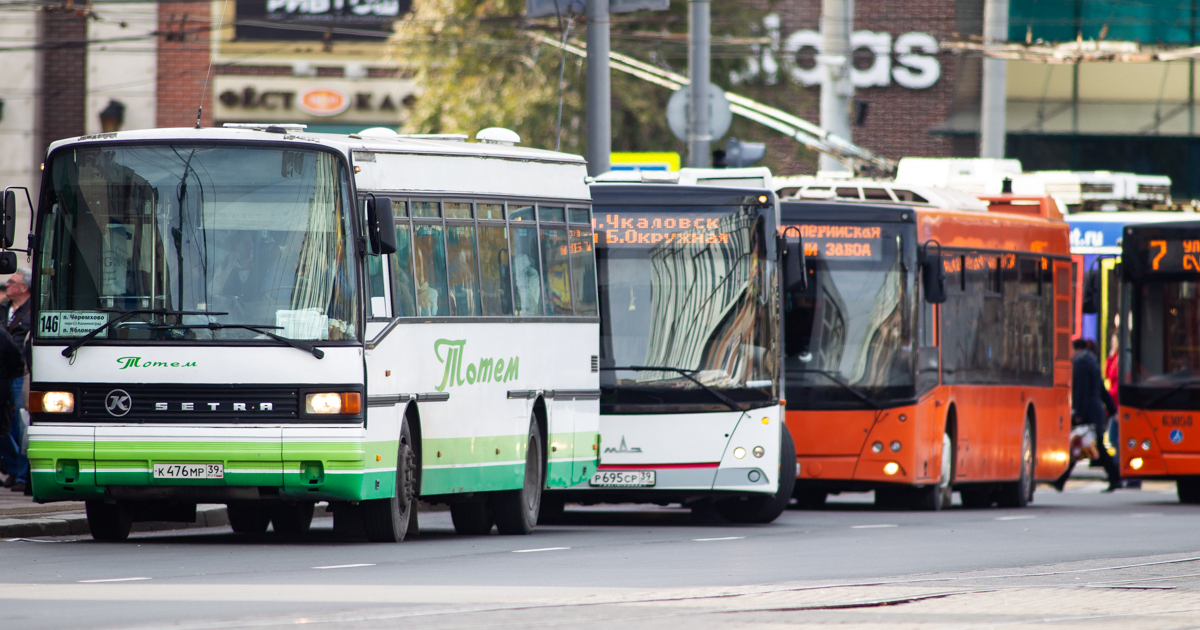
[152,463,224,479]
[589,470,655,487]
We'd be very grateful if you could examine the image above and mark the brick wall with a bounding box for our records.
[40,9,87,153]
[157,1,213,128]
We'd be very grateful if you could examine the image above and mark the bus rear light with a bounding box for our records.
[37,391,74,414]
[305,392,361,415]
[1130,457,1144,470]
[1142,440,1152,451]
[872,441,884,453]
[883,462,900,475]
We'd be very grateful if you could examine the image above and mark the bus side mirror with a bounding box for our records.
[2,189,16,249]
[0,252,15,275]
[366,196,397,256]
[1082,268,1100,314]
[922,259,946,304]
[780,230,807,292]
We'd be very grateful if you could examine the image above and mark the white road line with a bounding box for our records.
[851,524,898,529]
[1131,513,1163,517]
[995,515,1037,521]
[78,577,151,583]
[312,563,376,570]
[693,536,745,542]
[512,547,570,553]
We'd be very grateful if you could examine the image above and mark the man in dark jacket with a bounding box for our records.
[0,269,31,493]
[0,325,26,491]
[1071,338,1121,491]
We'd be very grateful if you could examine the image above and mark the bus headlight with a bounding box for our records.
[40,392,75,414]
[1128,438,1136,449]
[872,441,884,453]
[733,447,746,459]
[890,441,902,452]
[883,462,900,475]
[305,392,361,415]
[752,446,765,458]
[1130,457,1144,470]
[1142,440,1152,451]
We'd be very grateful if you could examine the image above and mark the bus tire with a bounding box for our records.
[997,420,1035,508]
[912,430,954,511]
[85,501,132,542]
[226,501,271,533]
[1178,477,1200,504]
[451,500,494,535]
[715,424,798,524]
[493,417,544,535]
[362,416,417,542]
[271,502,315,535]
[792,487,827,510]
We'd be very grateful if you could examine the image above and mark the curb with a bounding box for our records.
[0,505,230,539]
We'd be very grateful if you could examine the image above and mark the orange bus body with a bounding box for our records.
[782,195,1072,507]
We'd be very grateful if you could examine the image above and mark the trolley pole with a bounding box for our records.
[980,0,1009,158]
[819,0,853,172]
[687,0,711,168]
[586,0,611,176]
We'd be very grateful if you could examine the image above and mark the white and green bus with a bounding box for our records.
[18,125,599,541]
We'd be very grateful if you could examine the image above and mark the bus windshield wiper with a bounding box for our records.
[146,322,325,359]
[791,369,881,409]
[62,309,228,359]
[1143,377,1200,409]
[601,365,741,412]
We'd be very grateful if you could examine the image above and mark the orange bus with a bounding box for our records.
[1116,221,1200,502]
[781,194,1073,510]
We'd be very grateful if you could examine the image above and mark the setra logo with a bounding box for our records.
[298,88,350,117]
[105,389,132,417]
[604,436,642,454]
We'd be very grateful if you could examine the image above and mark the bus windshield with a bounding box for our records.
[37,144,359,342]
[594,203,778,413]
[784,222,915,406]
[1124,279,1200,388]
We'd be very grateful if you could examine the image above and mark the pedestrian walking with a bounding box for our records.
[0,269,30,493]
[1075,338,1121,491]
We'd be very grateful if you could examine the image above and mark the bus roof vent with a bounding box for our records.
[360,127,399,138]
[476,127,521,146]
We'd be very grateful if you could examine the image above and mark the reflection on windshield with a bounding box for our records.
[38,145,358,341]
[596,204,777,402]
[1126,280,1200,386]
[785,226,913,404]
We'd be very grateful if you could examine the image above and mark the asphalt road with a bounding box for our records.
[7,479,1200,630]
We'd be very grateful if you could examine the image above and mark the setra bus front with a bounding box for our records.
[23,131,381,539]
[542,184,797,524]
[1117,221,1200,502]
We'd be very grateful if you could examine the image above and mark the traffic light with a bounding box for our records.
[724,137,766,168]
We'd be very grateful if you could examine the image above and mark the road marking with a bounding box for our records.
[693,536,745,541]
[995,515,1036,521]
[851,524,898,529]
[1131,512,1163,517]
[512,547,570,553]
[312,564,376,570]
[78,577,151,583]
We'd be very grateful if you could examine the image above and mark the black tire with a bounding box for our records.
[715,425,798,524]
[1178,477,1200,504]
[997,420,1035,508]
[451,500,494,535]
[362,415,417,542]
[960,487,995,508]
[85,501,132,542]
[271,502,315,535]
[792,487,827,510]
[538,495,566,524]
[226,501,271,533]
[911,430,955,511]
[494,416,544,535]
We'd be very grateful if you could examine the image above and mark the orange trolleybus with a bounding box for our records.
[1116,220,1200,502]
[780,194,1073,510]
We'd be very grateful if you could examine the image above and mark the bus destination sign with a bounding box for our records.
[1143,238,1200,273]
[593,212,738,246]
[790,224,882,261]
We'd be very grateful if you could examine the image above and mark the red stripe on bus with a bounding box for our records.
[597,462,719,470]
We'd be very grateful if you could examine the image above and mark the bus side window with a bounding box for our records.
[568,210,598,316]
[539,206,573,316]
[478,211,513,316]
[366,254,391,318]
[393,215,417,317]
[413,204,449,316]
[509,214,543,316]
[445,203,480,316]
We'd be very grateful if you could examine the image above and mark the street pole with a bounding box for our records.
[980,0,1009,158]
[688,0,711,168]
[819,0,853,173]
[586,0,611,176]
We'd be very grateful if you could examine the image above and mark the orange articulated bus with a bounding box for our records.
[1116,221,1200,502]
[780,194,1073,510]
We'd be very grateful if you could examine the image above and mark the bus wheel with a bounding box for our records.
[716,425,798,523]
[997,421,1035,508]
[912,431,954,511]
[792,488,827,510]
[451,500,494,535]
[226,501,271,533]
[271,502,315,535]
[1178,477,1200,504]
[85,501,132,541]
[493,417,544,535]
[362,416,417,542]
